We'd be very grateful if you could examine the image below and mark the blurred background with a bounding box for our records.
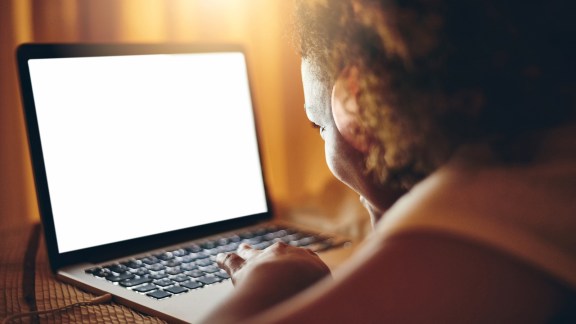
[0,0,369,238]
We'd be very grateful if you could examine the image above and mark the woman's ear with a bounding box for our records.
[332,66,370,152]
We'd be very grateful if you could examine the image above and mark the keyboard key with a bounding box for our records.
[272,230,289,239]
[221,243,240,253]
[120,276,153,287]
[253,242,272,250]
[148,272,168,280]
[133,284,157,293]
[179,255,196,263]
[198,276,222,285]
[192,252,210,260]
[147,263,165,271]
[201,241,217,249]
[106,264,129,274]
[122,260,143,269]
[253,227,270,236]
[131,268,149,276]
[244,236,263,245]
[165,285,188,294]
[171,274,190,282]
[154,278,175,287]
[184,244,202,253]
[86,267,111,277]
[164,259,181,268]
[297,236,319,246]
[204,248,221,256]
[106,272,135,282]
[181,263,198,271]
[215,272,230,280]
[186,269,205,278]
[226,234,242,243]
[200,265,220,274]
[155,252,174,261]
[284,233,305,242]
[180,280,203,290]
[216,237,230,245]
[170,248,188,257]
[239,231,255,239]
[196,259,213,267]
[140,256,161,265]
[165,267,183,276]
[147,290,171,299]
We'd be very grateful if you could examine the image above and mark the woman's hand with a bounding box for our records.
[211,242,331,321]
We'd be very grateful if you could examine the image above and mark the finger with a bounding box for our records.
[237,243,260,260]
[267,241,291,254]
[270,241,289,250]
[216,252,245,275]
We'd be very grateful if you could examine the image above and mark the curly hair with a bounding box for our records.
[294,0,576,189]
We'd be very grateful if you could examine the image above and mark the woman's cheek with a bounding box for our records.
[323,127,365,193]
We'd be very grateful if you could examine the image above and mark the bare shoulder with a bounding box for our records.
[369,232,575,323]
[264,232,575,323]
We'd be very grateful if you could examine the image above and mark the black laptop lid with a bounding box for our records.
[17,44,271,270]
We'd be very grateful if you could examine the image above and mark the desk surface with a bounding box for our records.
[0,223,165,323]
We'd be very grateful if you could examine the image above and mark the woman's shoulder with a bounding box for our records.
[283,219,575,323]
[359,230,574,323]
[373,151,576,289]
[339,148,576,322]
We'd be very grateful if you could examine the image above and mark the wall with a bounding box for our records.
[0,0,368,237]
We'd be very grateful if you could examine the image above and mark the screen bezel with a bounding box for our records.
[16,43,273,272]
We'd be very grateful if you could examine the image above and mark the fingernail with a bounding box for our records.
[216,253,226,263]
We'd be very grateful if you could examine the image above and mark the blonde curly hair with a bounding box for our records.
[294,0,576,189]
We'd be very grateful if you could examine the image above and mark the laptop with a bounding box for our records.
[16,43,353,323]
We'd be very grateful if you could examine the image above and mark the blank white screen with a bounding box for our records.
[28,52,268,253]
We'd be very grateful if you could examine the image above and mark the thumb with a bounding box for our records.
[217,253,245,282]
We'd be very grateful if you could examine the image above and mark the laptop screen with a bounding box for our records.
[26,51,268,253]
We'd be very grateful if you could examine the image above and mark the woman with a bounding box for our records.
[202,0,576,322]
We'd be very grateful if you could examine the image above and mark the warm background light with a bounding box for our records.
[0,0,369,238]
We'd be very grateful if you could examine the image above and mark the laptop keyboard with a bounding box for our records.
[85,225,345,300]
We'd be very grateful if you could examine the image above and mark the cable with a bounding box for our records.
[2,293,113,324]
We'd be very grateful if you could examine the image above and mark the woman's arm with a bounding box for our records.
[201,232,569,323]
